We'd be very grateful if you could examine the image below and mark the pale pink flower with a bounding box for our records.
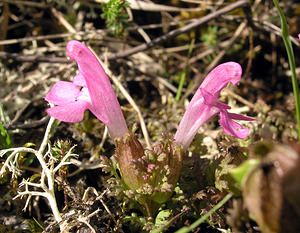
[45,40,128,139]
[174,62,254,149]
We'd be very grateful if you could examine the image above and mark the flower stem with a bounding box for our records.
[273,0,300,142]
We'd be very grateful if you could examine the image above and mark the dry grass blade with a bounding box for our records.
[183,22,247,99]
[110,74,152,148]
[51,8,77,33]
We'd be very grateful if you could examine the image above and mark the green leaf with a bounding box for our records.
[0,122,11,149]
[155,209,172,227]
[273,0,300,142]
[23,218,43,232]
[201,26,218,47]
[229,159,259,188]
[101,0,129,36]
[150,209,172,233]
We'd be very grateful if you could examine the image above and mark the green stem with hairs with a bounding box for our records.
[273,0,300,142]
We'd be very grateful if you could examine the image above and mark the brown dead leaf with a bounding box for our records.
[243,142,300,233]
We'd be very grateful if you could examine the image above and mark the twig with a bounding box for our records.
[0,20,193,47]
[7,115,50,129]
[0,0,248,65]
[82,188,118,225]
[157,77,177,93]
[183,22,247,99]
[0,30,105,46]
[242,27,254,80]
[253,20,300,46]
[51,8,76,34]
[0,1,248,65]
[207,22,246,72]
[67,159,102,177]
[7,102,30,127]
[174,193,233,233]
[93,47,152,148]
[95,0,204,12]
[108,0,249,60]
[177,37,245,70]
[1,0,47,8]
[222,16,300,46]
[224,89,256,110]
[96,189,118,225]
[0,52,70,63]
[0,20,195,46]
[100,126,109,148]
[77,209,102,233]
[0,2,9,51]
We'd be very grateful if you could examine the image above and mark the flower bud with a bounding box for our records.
[115,133,184,206]
[115,133,146,190]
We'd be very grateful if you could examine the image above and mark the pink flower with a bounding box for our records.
[45,40,128,139]
[174,62,254,149]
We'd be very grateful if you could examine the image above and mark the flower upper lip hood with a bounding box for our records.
[174,62,254,149]
[200,62,242,94]
[65,40,113,124]
[45,40,128,139]
[66,41,84,60]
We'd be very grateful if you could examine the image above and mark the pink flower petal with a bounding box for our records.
[45,81,80,105]
[219,111,250,139]
[66,40,128,138]
[227,112,255,121]
[200,62,242,96]
[76,87,91,103]
[175,62,243,148]
[73,73,87,87]
[66,41,109,123]
[200,88,217,106]
[46,100,89,123]
[174,100,219,149]
[200,88,231,111]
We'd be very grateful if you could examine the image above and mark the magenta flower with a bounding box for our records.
[174,62,254,149]
[45,40,128,139]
